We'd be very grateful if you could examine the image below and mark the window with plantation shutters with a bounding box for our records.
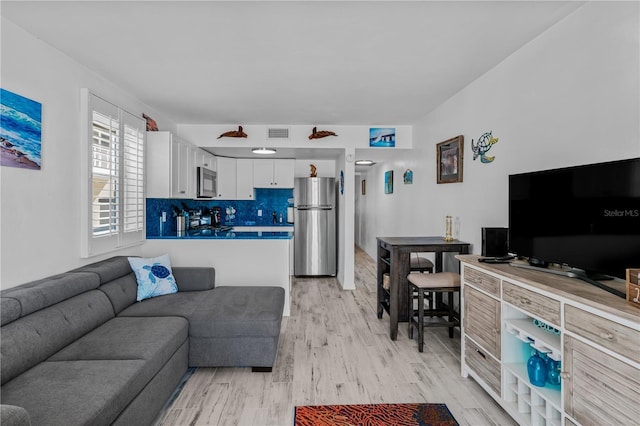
[81,90,145,257]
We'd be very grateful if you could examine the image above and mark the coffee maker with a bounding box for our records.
[202,207,221,227]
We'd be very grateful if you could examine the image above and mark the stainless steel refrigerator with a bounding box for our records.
[294,177,336,276]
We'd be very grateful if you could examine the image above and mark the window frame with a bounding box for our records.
[80,89,145,257]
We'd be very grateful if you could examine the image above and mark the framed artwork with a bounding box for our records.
[0,88,42,170]
[384,170,394,194]
[369,127,395,147]
[361,179,366,195]
[436,135,464,184]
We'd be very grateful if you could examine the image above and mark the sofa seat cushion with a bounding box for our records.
[189,286,285,339]
[117,291,205,319]
[1,359,149,426]
[1,316,188,426]
[49,316,188,367]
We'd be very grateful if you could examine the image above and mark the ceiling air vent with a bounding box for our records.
[267,127,290,140]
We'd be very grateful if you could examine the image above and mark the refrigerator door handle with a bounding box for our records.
[297,205,333,210]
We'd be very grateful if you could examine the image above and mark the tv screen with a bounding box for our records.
[509,158,640,280]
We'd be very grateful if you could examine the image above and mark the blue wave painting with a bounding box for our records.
[369,127,395,147]
[1,88,42,170]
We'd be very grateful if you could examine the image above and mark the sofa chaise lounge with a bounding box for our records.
[0,256,285,426]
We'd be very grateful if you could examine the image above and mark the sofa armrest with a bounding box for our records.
[173,267,215,291]
[1,405,31,426]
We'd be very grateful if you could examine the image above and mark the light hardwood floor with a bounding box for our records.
[158,246,516,426]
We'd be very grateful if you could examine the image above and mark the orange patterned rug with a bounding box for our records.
[294,403,459,426]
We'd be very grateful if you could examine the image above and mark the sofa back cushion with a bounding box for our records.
[0,272,100,325]
[0,298,21,326]
[1,289,114,383]
[99,274,139,314]
[70,256,139,314]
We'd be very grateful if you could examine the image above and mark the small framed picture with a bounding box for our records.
[436,135,464,184]
[361,179,366,195]
[370,127,396,147]
[384,170,394,194]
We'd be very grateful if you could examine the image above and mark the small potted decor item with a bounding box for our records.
[217,126,247,139]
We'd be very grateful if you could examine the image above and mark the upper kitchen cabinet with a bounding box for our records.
[147,131,196,198]
[195,149,216,171]
[253,159,294,188]
[215,156,236,199]
[236,159,254,200]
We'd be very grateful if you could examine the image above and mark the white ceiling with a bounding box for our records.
[2,1,583,127]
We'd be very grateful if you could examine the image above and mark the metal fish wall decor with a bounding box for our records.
[217,126,247,139]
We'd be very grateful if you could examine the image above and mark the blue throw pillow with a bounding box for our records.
[128,254,178,301]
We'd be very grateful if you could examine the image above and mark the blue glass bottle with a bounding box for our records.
[527,350,548,387]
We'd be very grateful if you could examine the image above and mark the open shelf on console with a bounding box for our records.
[502,303,562,426]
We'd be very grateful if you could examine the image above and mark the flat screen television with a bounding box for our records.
[509,157,640,295]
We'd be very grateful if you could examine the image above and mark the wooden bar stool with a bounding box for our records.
[407,272,460,352]
[410,254,434,273]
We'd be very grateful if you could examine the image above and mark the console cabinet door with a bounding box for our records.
[563,335,640,426]
[463,285,501,359]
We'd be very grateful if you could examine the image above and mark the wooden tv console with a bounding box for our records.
[457,255,639,426]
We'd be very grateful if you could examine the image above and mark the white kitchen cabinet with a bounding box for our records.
[195,150,215,170]
[236,159,254,200]
[147,131,194,198]
[215,156,236,199]
[253,159,294,188]
[202,152,215,170]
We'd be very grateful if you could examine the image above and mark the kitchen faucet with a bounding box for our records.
[272,211,277,224]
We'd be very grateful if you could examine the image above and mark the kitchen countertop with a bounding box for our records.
[148,229,293,240]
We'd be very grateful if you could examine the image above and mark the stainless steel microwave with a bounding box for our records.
[197,167,216,198]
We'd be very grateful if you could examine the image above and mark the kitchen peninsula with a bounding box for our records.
[144,228,293,316]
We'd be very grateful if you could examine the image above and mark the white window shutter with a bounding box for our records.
[81,90,145,257]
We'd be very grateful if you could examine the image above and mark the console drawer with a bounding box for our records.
[463,285,501,359]
[465,337,501,395]
[565,305,640,364]
[503,281,561,326]
[464,266,500,297]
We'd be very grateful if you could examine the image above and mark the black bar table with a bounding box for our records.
[376,236,470,340]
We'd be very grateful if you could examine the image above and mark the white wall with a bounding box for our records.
[358,2,640,268]
[337,148,355,290]
[178,124,412,151]
[0,19,177,288]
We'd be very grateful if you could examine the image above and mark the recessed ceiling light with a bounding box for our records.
[252,147,277,155]
[355,159,376,166]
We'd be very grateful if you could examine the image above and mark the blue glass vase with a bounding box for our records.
[546,358,561,386]
[527,350,548,387]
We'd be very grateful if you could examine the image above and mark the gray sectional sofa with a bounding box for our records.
[0,256,285,426]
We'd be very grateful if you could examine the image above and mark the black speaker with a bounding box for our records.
[482,227,509,257]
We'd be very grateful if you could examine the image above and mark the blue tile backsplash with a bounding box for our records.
[146,188,293,237]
